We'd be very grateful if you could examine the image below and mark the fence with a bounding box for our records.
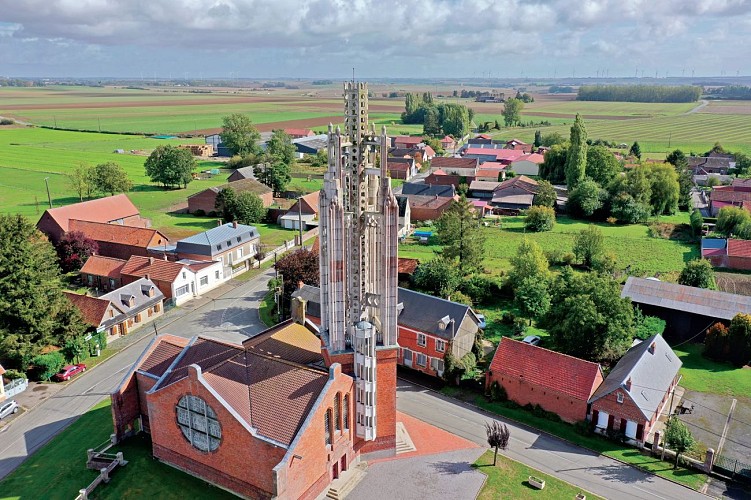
[258,227,319,266]
[4,378,28,398]
[714,454,751,482]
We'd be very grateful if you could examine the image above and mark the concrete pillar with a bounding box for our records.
[116,452,124,465]
[652,431,661,456]
[87,449,95,462]
[100,467,109,483]
[704,448,715,473]
[110,433,117,446]
[79,489,88,500]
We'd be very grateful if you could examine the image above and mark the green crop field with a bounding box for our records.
[399,214,698,277]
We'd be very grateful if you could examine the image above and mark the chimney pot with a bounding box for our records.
[149,257,154,265]
[298,280,304,289]
[233,221,238,229]
[217,219,222,227]
[625,377,632,390]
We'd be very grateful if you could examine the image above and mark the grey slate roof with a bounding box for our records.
[100,278,164,327]
[401,183,455,198]
[292,134,328,152]
[228,166,255,180]
[291,285,477,340]
[621,276,751,321]
[176,222,260,258]
[589,334,681,421]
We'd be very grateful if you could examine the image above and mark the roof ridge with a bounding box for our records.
[247,349,328,374]
[502,337,601,368]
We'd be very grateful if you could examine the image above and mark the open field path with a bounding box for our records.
[686,100,709,114]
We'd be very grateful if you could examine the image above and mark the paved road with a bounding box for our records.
[396,380,709,500]
[0,269,274,480]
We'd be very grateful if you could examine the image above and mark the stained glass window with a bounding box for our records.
[176,395,221,452]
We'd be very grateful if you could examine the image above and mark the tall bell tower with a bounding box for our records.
[319,82,399,456]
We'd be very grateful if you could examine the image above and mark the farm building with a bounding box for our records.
[386,157,417,180]
[429,157,478,178]
[486,338,604,424]
[509,153,544,177]
[400,183,455,198]
[68,220,170,261]
[187,178,273,215]
[279,191,320,230]
[284,128,315,139]
[205,134,232,156]
[621,276,751,342]
[292,134,328,157]
[404,194,456,221]
[227,166,257,182]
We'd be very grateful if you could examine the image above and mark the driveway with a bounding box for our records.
[396,380,709,500]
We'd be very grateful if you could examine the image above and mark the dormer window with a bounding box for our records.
[236,236,241,243]
[438,315,451,330]
[216,244,222,251]
[148,287,155,297]
[226,240,231,247]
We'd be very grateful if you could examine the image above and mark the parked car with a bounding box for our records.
[476,314,486,329]
[522,335,541,346]
[54,364,86,382]
[0,400,19,419]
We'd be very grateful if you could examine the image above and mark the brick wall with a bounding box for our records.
[410,204,451,221]
[397,325,447,377]
[147,367,285,497]
[111,372,141,441]
[36,212,64,244]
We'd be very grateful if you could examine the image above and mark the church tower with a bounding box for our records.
[319,82,399,456]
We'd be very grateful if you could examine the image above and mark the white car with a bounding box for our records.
[522,335,541,346]
[0,400,19,419]
[476,314,486,329]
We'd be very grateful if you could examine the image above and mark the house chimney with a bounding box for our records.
[217,219,222,227]
[649,342,656,354]
[290,297,306,325]
[625,377,632,391]
[298,280,305,290]
[163,254,168,261]
[149,257,154,265]
[233,221,238,229]
[145,273,151,281]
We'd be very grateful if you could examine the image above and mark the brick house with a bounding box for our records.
[439,135,456,152]
[188,178,273,215]
[64,278,165,339]
[486,338,604,424]
[386,157,417,180]
[284,128,316,139]
[708,186,751,216]
[36,194,148,245]
[291,285,481,379]
[176,222,260,277]
[589,334,682,444]
[120,256,221,306]
[226,166,256,183]
[405,194,456,221]
[279,191,320,230]
[79,255,126,291]
[111,318,359,500]
[429,157,478,179]
[392,136,423,149]
[68,220,170,261]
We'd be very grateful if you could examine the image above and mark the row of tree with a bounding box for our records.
[577,85,702,103]
[402,92,473,137]
[706,85,751,100]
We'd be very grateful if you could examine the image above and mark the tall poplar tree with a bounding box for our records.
[435,196,486,275]
[565,114,588,189]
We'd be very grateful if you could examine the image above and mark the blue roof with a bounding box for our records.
[176,223,260,257]
[414,231,433,237]
[701,238,726,250]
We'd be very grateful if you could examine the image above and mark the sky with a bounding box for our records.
[0,0,750,79]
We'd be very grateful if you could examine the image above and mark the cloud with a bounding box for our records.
[0,0,748,77]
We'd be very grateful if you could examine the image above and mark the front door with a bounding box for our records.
[332,462,339,480]
[341,455,347,473]
[403,349,412,367]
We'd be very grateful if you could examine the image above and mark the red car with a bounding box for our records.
[54,364,86,382]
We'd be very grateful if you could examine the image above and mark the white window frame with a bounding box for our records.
[175,284,190,297]
[417,333,426,347]
[416,353,427,367]
[617,392,624,403]
[199,275,209,287]
[436,339,446,352]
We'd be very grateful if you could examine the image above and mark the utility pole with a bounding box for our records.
[44,177,52,208]
[298,195,303,246]
[277,272,284,321]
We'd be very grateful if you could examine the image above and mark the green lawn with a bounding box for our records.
[674,343,751,400]
[0,399,234,500]
[399,215,697,277]
[259,290,277,327]
[474,450,603,500]
[443,390,708,491]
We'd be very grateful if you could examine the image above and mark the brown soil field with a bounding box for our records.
[715,271,751,296]
[522,111,643,120]
[700,101,751,115]
[193,115,344,135]
[0,96,307,111]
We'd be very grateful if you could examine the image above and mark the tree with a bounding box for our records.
[533,130,542,148]
[645,163,679,215]
[610,193,650,224]
[539,143,568,184]
[144,145,196,189]
[502,98,523,127]
[666,149,687,168]
[0,215,86,369]
[524,206,555,232]
[231,192,266,225]
[676,166,693,211]
[515,276,551,324]
[485,421,510,466]
[215,187,238,221]
[254,161,291,197]
[423,106,441,136]
[629,141,642,159]
[705,141,726,156]
[435,196,486,275]
[310,149,329,169]
[92,162,132,196]
[411,257,462,297]
[568,178,606,218]
[690,209,704,236]
[267,130,296,166]
[423,136,445,156]
[586,146,621,186]
[678,259,716,289]
[727,313,751,367]
[274,249,319,314]
[573,225,605,268]
[543,268,634,362]
[441,104,470,137]
[716,206,750,236]
[664,418,695,469]
[565,114,588,188]
[541,132,566,147]
[532,180,557,208]
[67,163,94,202]
[55,231,98,273]
[704,322,730,361]
[220,113,261,156]
[508,239,550,290]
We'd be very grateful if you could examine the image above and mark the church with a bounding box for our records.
[110,82,400,499]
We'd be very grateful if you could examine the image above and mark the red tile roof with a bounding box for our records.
[80,255,126,278]
[284,128,314,137]
[397,257,420,275]
[407,194,455,210]
[727,239,751,258]
[711,189,751,203]
[138,336,189,377]
[69,220,168,248]
[515,153,545,164]
[289,191,320,215]
[121,255,186,283]
[423,146,436,157]
[464,148,526,161]
[64,291,110,327]
[490,338,603,401]
[43,194,140,233]
[431,157,478,170]
[394,136,423,145]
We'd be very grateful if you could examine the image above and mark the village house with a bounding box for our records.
[400,183,456,198]
[279,191,320,230]
[176,222,260,277]
[386,157,417,180]
[463,147,526,165]
[490,175,539,213]
[283,128,315,139]
[702,238,751,270]
[589,334,682,445]
[621,276,751,342]
[423,169,463,187]
[439,135,457,152]
[79,255,126,292]
[688,155,735,175]
[188,178,274,215]
[505,139,533,153]
[405,194,456,221]
[36,194,149,245]
[509,152,544,177]
[68,220,170,261]
[486,338,604,424]
[468,180,502,200]
[475,163,506,182]
[64,278,165,339]
[428,157,479,181]
[392,136,423,149]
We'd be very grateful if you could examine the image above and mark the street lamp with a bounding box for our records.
[44,177,52,208]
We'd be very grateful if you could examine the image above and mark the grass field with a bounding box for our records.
[474,450,602,500]
[0,400,235,500]
[674,343,751,400]
[399,214,698,277]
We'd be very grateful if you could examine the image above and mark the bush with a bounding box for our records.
[459,275,503,305]
[31,351,65,381]
[3,368,26,380]
[227,154,258,169]
[562,253,576,266]
[489,381,508,402]
[193,209,206,216]
[449,290,473,306]
[513,317,527,335]
[524,206,556,232]
[0,118,14,125]
[501,311,516,324]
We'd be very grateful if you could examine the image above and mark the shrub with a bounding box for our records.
[489,381,508,402]
[606,216,617,225]
[501,311,516,324]
[513,317,527,335]
[193,209,205,216]
[562,252,576,265]
[703,322,730,360]
[449,290,473,306]
[3,368,26,380]
[459,275,503,305]
[31,351,65,381]
[0,118,14,125]
[524,206,556,232]
[545,248,565,265]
